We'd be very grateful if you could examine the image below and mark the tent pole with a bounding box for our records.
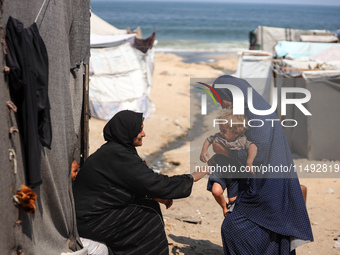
[81,64,90,166]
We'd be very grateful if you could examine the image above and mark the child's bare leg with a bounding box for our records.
[211,182,228,217]
[228,196,237,204]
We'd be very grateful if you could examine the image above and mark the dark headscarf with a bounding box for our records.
[213,75,313,243]
[73,110,193,220]
[103,110,143,151]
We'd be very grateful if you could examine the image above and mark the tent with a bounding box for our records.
[89,14,155,120]
[250,26,338,52]
[239,38,340,160]
[1,1,90,254]
[235,50,273,103]
[275,41,340,59]
[91,13,128,36]
[273,42,340,160]
[90,12,142,38]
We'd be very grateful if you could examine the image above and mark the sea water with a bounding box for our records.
[91,0,339,55]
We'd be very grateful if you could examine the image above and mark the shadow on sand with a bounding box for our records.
[168,234,223,255]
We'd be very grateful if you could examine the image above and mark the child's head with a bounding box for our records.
[217,109,248,141]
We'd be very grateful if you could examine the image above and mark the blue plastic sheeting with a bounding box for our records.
[275,41,340,58]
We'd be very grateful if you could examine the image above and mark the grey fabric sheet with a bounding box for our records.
[274,66,340,161]
[0,0,90,254]
[303,73,340,160]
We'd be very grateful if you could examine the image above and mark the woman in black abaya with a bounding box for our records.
[73,110,205,255]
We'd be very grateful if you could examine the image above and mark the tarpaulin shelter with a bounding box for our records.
[275,41,340,59]
[89,13,155,120]
[90,12,142,38]
[0,0,90,254]
[250,26,338,52]
[235,50,273,103]
[273,42,340,160]
[91,13,128,36]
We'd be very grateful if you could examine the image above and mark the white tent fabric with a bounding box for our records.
[91,13,127,36]
[275,41,340,58]
[90,43,143,76]
[90,34,136,48]
[89,14,155,120]
[235,50,273,103]
[300,35,339,43]
[310,45,340,62]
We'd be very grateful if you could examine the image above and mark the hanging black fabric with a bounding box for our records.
[5,16,52,187]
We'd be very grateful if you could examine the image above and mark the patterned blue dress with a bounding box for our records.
[212,75,313,255]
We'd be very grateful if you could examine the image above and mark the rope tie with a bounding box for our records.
[35,0,48,23]
[9,148,17,174]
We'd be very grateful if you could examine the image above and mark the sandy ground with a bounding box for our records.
[88,52,340,255]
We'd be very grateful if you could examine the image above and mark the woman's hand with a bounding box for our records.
[154,198,173,209]
[192,166,210,182]
[212,141,229,157]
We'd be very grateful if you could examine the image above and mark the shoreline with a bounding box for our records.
[155,51,240,64]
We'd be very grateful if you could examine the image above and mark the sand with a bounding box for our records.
[88,52,340,255]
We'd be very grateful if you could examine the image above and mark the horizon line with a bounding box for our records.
[92,0,340,7]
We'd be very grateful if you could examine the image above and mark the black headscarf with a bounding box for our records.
[74,111,193,254]
[74,110,193,221]
[103,110,143,151]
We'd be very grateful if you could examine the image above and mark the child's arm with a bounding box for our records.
[200,138,211,163]
[211,182,228,217]
[246,143,258,174]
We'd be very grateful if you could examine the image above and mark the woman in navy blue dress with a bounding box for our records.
[210,75,313,255]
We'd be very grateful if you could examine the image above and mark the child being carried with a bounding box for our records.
[199,109,257,217]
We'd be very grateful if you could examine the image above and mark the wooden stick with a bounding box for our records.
[242,52,271,56]
[281,67,312,71]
